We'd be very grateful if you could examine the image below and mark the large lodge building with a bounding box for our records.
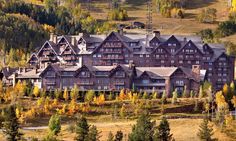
[1,30,235,95]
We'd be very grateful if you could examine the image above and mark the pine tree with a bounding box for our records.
[182,85,187,98]
[71,84,79,100]
[107,131,114,141]
[2,105,23,141]
[142,91,148,99]
[171,89,178,104]
[115,130,123,141]
[87,125,100,141]
[199,85,203,99]
[161,90,167,104]
[85,90,95,103]
[156,116,172,141]
[63,88,69,102]
[128,112,155,141]
[48,114,61,136]
[197,118,214,140]
[230,81,235,95]
[75,116,90,141]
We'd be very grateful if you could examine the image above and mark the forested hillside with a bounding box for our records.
[0,0,115,67]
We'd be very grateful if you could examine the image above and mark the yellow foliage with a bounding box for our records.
[94,94,105,106]
[33,86,40,97]
[119,89,126,101]
[128,91,133,100]
[52,99,58,107]
[215,91,228,111]
[43,24,54,33]
[68,99,78,115]
[15,108,20,118]
[231,96,236,108]
[63,88,69,102]
[225,115,233,127]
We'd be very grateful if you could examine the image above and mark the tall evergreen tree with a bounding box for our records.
[2,105,22,141]
[115,130,123,141]
[197,118,214,141]
[48,114,61,136]
[87,125,100,141]
[128,112,155,141]
[156,117,172,141]
[75,116,90,141]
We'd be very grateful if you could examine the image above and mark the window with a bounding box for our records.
[142,80,149,84]
[196,61,200,64]
[125,54,128,57]
[156,55,159,58]
[140,54,143,57]
[188,61,191,64]
[93,54,96,58]
[179,60,183,64]
[168,43,172,46]
[171,60,174,63]
[161,60,165,63]
[171,49,175,53]
[97,54,101,58]
[208,73,212,76]
[176,80,184,86]
[146,55,150,58]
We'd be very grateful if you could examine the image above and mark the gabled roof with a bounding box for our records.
[27,53,39,63]
[58,36,78,55]
[39,64,61,77]
[164,35,181,45]
[92,32,132,54]
[135,67,178,78]
[175,40,203,55]
[37,41,58,56]
[1,67,18,79]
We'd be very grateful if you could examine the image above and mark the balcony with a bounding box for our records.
[63,51,72,55]
[135,83,166,87]
[63,56,76,61]
[42,51,51,55]
[40,57,50,61]
[45,81,56,85]
[102,56,124,60]
[78,82,94,86]
[103,50,122,54]
[114,82,125,85]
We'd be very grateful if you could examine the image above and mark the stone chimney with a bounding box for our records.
[153,31,160,38]
[192,65,200,74]
[71,36,76,46]
[49,33,54,42]
[53,35,58,44]
[183,37,187,43]
[192,65,200,80]
[118,28,124,35]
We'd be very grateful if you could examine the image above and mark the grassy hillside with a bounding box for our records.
[23,0,229,35]
[79,0,229,35]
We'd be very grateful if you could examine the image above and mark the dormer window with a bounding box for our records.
[173,43,176,46]
[168,43,172,46]
[171,49,175,53]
